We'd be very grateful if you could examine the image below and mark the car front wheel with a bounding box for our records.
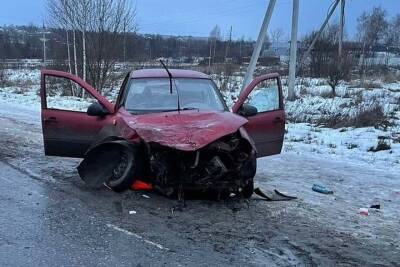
[239,152,257,198]
[106,147,139,192]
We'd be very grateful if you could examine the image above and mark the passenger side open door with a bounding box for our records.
[40,69,114,158]
[232,73,285,158]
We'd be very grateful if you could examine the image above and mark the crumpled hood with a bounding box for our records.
[124,110,248,151]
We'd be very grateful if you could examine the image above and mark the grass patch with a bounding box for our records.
[316,104,391,129]
[328,143,337,148]
[346,143,358,149]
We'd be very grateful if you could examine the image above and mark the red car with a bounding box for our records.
[40,68,285,198]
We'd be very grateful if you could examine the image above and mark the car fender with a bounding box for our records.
[239,127,258,156]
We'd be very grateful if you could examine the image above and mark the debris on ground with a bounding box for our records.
[254,187,297,201]
[141,194,151,199]
[370,204,381,209]
[129,210,137,215]
[131,180,153,191]
[312,184,334,194]
[359,208,369,216]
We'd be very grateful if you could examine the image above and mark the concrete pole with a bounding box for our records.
[287,0,299,101]
[241,0,276,92]
[43,31,47,65]
[41,23,47,66]
[338,0,345,59]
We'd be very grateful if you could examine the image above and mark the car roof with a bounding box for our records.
[129,68,210,79]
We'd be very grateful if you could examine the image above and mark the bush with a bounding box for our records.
[326,56,353,96]
[368,139,391,152]
[320,90,335,98]
[347,143,358,149]
[352,104,388,128]
[316,104,390,129]
[348,80,383,90]
[382,72,399,84]
[0,68,9,87]
[360,81,383,89]
[316,114,343,128]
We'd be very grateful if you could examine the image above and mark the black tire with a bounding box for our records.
[106,147,141,193]
[240,153,257,198]
[241,180,254,198]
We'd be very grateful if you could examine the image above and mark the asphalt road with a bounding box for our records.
[0,103,399,266]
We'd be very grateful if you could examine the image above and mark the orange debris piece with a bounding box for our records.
[131,180,153,191]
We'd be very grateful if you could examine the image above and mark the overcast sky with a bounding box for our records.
[0,0,398,40]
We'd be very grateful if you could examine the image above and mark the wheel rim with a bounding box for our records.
[111,151,128,182]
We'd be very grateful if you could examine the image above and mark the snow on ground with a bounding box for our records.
[5,68,40,83]
[1,68,399,170]
[284,123,400,170]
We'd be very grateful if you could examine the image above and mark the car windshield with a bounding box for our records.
[124,78,226,113]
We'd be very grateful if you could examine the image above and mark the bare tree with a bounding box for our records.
[326,55,352,97]
[71,0,93,95]
[47,0,77,95]
[47,0,135,93]
[86,0,135,92]
[47,0,71,74]
[357,7,389,48]
[301,23,339,77]
[270,28,284,49]
[357,7,389,80]
[386,14,400,46]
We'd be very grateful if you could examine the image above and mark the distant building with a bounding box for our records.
[262,41,290,57]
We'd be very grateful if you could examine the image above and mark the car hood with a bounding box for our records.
[123,110,248,151]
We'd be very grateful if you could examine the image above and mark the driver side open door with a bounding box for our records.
[232,73,285,158]
[40,69,114,158]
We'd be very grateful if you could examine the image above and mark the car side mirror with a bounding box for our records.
[238,104,258,117]
[87,102,110,117]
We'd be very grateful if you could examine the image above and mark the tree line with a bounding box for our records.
[1,2,399,96]
[298,6,399,96]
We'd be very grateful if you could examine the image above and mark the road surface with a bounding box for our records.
[0,102,399,266]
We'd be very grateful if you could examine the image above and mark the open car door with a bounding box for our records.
[40,70,114,158]
[232,73,285,158]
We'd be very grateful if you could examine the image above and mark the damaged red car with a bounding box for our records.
[40,68,285,198]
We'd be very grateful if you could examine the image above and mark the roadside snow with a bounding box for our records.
[7,68,40,82]
[285,123,400,170]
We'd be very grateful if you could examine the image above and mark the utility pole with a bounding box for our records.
[40,23,49,66]
[208,43,212,71]
[123,25,127,64]
[66,30,72,75]
[241,0,276,92]
[338,0,345,60]
[287,0,299,101]
[225,26,232,62]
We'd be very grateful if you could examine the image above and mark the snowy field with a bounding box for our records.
[219,74,400,170]
[1,68,399,171]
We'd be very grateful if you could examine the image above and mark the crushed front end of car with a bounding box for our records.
[78,111,256,197]
[144,130,256,197]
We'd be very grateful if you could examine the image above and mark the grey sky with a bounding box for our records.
[0,0,399,40]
